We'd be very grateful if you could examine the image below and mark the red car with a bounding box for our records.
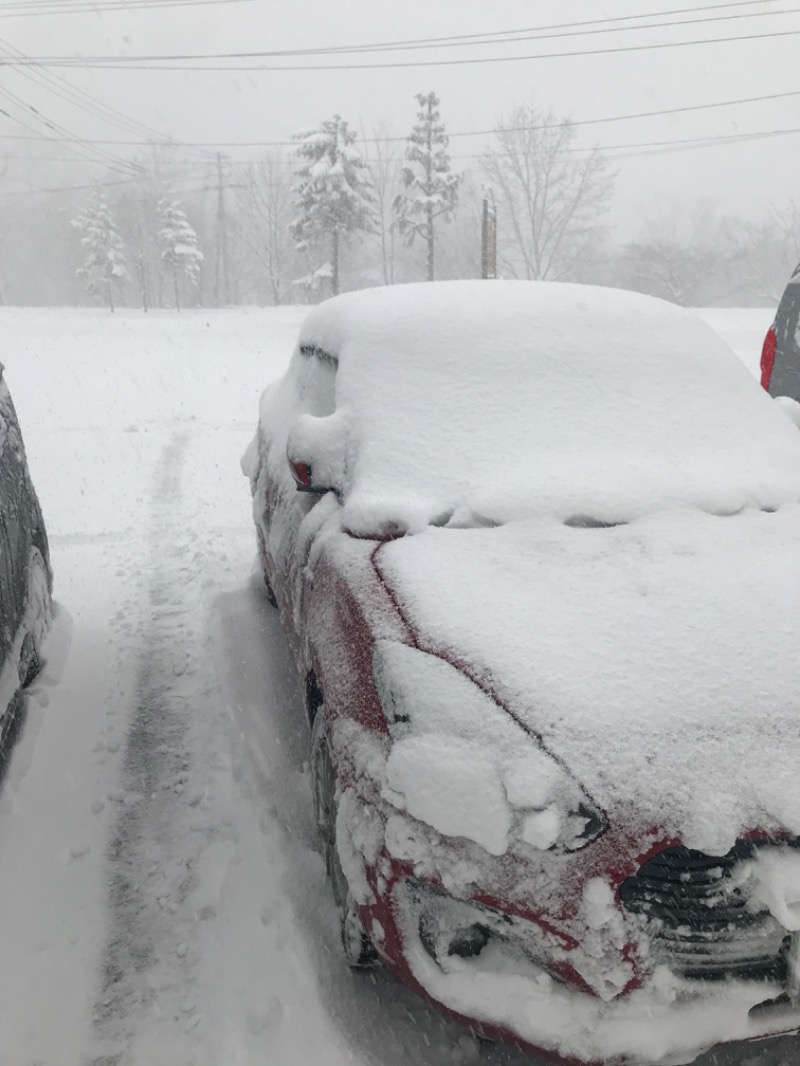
[761,260,800,400]
[244,281,800,1065]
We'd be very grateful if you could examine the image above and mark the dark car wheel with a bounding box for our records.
[20,547,51,687]
[19,632,40,687]
[311,714,379,970]
[263,573,277,608]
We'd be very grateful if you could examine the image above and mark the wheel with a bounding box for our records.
[19,632,40,687]
[311,714,379,970]
[20,547,52,687]
[263,573,277,608]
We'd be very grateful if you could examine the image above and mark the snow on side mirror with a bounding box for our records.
[286,412,348,496]
[774,396,800,430]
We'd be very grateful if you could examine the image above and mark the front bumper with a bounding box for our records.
[372,877,800,1066]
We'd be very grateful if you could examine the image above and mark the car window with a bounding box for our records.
[296,346,337,417]
[769,264,800,400]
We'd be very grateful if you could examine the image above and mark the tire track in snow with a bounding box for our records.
[90,430,219,1065]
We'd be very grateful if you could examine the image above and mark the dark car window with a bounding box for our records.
[768,262,800,401]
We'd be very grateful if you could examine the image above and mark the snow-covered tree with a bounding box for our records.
[71,191,127,312]
[290,115,377,297]
[158,198,203,311]
[393,92,460,282]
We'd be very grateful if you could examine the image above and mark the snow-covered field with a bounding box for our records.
[0,303,793,1066]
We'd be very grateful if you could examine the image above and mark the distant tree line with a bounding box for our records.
[0,92,797,309]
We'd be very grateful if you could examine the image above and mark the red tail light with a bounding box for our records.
[760,326,777,391]
[290,459,313,488]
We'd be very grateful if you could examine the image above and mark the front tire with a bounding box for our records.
[311,714,379,970]
[20,547,52,687]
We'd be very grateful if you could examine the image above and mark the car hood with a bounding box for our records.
[374,506,800,856]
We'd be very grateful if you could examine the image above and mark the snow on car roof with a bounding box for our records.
[297,281,800,532]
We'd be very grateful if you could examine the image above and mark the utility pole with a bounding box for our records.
[213,152,230,306]
[137,204,149,312]
[481,186,497,280]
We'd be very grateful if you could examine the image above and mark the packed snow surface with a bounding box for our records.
[294,282,800,532]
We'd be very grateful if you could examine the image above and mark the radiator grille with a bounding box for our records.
[619,843,789,981]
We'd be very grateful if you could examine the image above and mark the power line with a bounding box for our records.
[281,7,800,55]
[0,99,139,174]
[1,0,788,50]
[0,37,172,141]
[0,37,215,160]
[0,83,143,174]
[226,123,800,162]
[0,174,143,197]
[5,119,800,174]
[18,26,800,71]
[0,0,256,14]
[0,119,795,200]
[0,86,797,149]
[213,0,791,54]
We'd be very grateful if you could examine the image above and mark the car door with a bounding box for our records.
[263,346,338,658]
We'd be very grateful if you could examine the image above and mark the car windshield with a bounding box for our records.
[296,282,800,534]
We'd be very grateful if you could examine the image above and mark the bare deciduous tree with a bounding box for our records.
[621,201,736,307]
[482,106,614,281]
[234,153,295,305]
[730,203,800,305]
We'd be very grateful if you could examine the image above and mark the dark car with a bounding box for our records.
[0,365,52,750]
[761,261,800,399]
[244,281,800,1065]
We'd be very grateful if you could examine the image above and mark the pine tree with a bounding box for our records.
[158,198,203,311]
[394,92,460,282]
[71,191,127,311]
[290,115,377,297]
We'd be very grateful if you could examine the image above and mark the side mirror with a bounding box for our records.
[286,412,347,496]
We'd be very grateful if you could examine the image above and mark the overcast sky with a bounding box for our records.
[3,0,799,237]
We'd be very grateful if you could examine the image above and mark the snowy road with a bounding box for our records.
[0,306,794,1066]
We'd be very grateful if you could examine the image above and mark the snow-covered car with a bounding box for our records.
[243,280,800,1066]
[0,366,52,752]
[761,260,800,403]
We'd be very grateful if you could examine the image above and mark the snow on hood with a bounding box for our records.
[297,281,800,533]
[375,506,800,855]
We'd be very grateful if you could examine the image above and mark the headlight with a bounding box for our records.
[372,641,606,856]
